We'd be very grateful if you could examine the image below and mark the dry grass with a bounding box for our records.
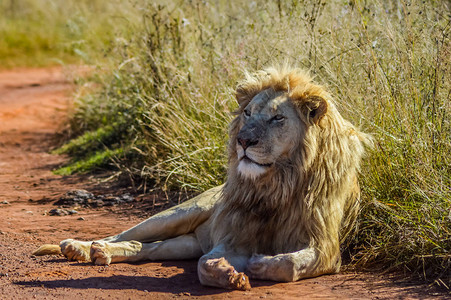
[0,0,138,68]
[3,0,449,288]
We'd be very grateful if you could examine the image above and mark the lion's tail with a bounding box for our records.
[32,244,61,256]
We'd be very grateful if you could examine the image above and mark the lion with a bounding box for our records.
[33,66,370,291]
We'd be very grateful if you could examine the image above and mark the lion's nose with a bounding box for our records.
[238,138,258,150]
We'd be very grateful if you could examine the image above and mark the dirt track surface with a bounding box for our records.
[0,67,444,299]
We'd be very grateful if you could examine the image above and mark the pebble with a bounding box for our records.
[1,200,9,204]
[53,189,135,208]
[49,209,67,216]
[92,200,104,208]
[48,208,78,216]
[77,217,85,221]
[54,189,95,206]
[43,190,137,217]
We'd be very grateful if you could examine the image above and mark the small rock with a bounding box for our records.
[49,208,68,216]
[92,200,104,208]
[102,195,118,204]
[54,189,95,206]
[66,189,94,199]
[103,201,115,207]
[48,208,79,216]
[120,193,134,203]
[1,200,9,204]
[115,199,126,205]
[51,190,136,208]
[77,217,85,221]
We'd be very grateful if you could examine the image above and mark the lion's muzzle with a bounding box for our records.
[236,117,267,150]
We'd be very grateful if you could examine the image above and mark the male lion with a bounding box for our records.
[34,66,370,290]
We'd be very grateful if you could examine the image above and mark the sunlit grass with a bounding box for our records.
[0,0,139,68]
[54,148,124,175]
[3,0,449,288]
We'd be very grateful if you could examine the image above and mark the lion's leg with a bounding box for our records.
[103,185,222,243]
[247,247,337,282]
[197,244,251,291]
[89,234,203,265]
[59,239,92,261]
[55,186,222,261]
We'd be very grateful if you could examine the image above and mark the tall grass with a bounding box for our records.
[3,0,449,288]
[0,0,139,68]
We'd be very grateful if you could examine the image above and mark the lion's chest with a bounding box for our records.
[223,202,308,255]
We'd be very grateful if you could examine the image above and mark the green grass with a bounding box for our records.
[54,148,124,175]
[52,125,128,175]
[3,0,450,289]
[0,0,139,68]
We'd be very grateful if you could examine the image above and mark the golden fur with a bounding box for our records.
[33,66,370,290]
[212,66,370,275]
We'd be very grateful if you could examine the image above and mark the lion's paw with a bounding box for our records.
[90,241,112,265]
[201,257,251,291]
[228,269,251,291]
[60,239,91,261]
[248,254,298,282]
[247,254,270,279]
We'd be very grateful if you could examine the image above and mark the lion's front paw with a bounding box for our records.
[228,269,251,291]
[247,254,270,279]
[90,242,112,265]
[60,239,91,261]
[247,254,296,282]
[200,257,251,291]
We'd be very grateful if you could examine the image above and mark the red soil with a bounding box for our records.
[0,67,443,299]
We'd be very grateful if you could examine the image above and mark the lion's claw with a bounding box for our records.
[60,239,91,261]
[201,257,251,290]
[228,270,251,291]
[90,241,112,265]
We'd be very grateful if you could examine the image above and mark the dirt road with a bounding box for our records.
[0,67,442,299]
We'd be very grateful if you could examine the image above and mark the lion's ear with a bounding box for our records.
[235,70,269,108]
[298,95,328,125]
[235,83,261,108]
[235,86,254,108]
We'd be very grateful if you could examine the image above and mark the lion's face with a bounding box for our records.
[235,88,303,180]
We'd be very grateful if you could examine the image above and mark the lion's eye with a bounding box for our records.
[244,109,251,117]
[273,114,285,122]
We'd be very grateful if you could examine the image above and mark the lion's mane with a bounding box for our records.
[210,66,370,274]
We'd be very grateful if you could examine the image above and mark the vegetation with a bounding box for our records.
[0,0,138,68]
[2,0,449,289]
